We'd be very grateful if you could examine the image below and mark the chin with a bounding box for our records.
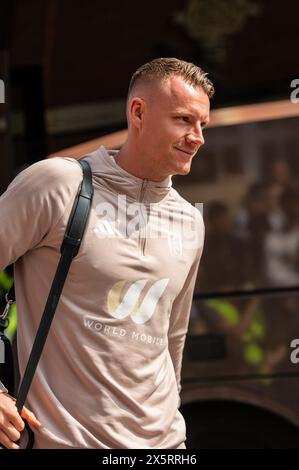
[174,163,192,176]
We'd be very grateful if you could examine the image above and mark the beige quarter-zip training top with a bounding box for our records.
[0,146,204,448]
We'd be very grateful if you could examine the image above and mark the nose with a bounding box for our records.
[186,124,205,147]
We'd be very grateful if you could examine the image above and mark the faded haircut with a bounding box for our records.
[128,57,215,99]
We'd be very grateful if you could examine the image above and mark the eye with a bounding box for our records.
[176,116,190,123]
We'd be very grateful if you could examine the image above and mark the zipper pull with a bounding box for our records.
[140,179,148,201]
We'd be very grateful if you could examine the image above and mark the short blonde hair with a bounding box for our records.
[128,57,214,98]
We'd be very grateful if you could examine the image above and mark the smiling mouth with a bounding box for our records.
[174,147,195,156]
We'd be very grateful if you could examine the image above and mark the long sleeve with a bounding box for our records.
[0,157,81,272]
[168,243,203,396]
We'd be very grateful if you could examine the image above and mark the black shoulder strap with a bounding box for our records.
[16,159,93,413]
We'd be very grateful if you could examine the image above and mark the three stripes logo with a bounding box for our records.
[107,278,169,324]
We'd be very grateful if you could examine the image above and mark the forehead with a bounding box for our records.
[158,75,210,115]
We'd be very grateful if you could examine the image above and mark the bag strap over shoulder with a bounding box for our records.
[16,159,93,414]
[17,159,93,448]
[0,158,93,449]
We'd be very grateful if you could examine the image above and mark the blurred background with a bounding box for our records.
[1,0,299,449]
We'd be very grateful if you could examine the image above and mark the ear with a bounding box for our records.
[128,97,145,130]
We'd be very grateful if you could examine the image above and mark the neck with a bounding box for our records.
[115,144,166,182]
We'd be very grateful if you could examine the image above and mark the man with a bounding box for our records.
[0,57,213,449]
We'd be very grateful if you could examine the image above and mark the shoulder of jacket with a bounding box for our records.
[12,157,83,190]
[28,156,81,176]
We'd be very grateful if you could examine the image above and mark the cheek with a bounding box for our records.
[162,123,181,146]
[152,127,172,149]
[143,119,182,152]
